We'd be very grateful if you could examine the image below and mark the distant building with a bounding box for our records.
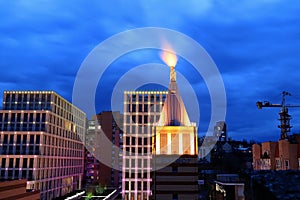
[253,134,300,170]
[0,91,86,199]
[84,120,101,188]
[152,65,198,200]
[84,111,123,190]
[214,121,227,142]
[0,179,40,200]
[209,174,245,200]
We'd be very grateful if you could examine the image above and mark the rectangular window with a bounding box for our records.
[8,170,13,178]
[183,134,190,154]
[23,135,27,144]
[126,115,130,124]
[9,135,14,144]
[16,158,20,168]
[23,158,28,168]
[28,170,33,181]
[144,147,148,154]
[1,169,5,178]
[138,115,142,124]
[132,104,136,112]
[17,113,21,121]
[138,138,143,145]
[5,94,10,102]
[24,113,28,122]
[144,116,148,124]
[11,113,16,122]
[17,135,21,144]
[144,104,148,112]
[138,104,143,112]
[131,147,136,153]
[126,137,130,145]
[138,148,142,154]
[276,159,281,168]
[42,113,46,122]
[29,158,34,168]
[30,135,34,144]
[1,158,6,168]
[143,182,147,190]
[36,135,40,144]
[160,134,167,154]
[171,134,179,154]
[156,105,160,112]
[29,113,34,122]
[132,115,136,123]
[285,160,290,169]
[3,135,8,144]
[143,159,147,168]
[4,114,8,122]
[36,113,40,122]
[9,158,14,168]
[150,95,154,102]
[11,94,15,102]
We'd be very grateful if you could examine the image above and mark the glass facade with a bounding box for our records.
[0,91,86,200]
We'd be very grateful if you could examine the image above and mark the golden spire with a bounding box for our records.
[170,66,176,82]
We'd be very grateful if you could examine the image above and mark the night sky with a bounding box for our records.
[1,0,300,141]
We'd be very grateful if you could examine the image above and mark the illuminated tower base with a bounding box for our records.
[152,126,199,200]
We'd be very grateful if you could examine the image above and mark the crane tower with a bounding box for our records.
[256,91,300,140]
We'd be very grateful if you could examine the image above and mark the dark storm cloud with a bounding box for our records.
[0,0,299,141]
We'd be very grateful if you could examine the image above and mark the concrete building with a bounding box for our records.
[84,111,123,190]
[152,65,198,200]
[0,91,86,199]
[122,90,167,200]
[252,134,300,170]
[0,179,40,200]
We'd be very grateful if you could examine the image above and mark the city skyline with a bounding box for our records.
[1,1,300,141]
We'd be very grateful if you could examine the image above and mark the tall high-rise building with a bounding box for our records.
[152,65,199,200]
[122,91,167,200]
[84,120,101,189]
[84,111,123,189]
[0,91,86,200]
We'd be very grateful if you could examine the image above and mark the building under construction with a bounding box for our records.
[253,91,300,170]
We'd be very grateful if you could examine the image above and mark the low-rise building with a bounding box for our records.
[252,134,300,170]
[0,179,40,200]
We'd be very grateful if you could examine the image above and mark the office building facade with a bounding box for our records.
[122,91,167,200]
[0,91,86,199]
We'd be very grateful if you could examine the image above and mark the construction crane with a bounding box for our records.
[256,91,300,140]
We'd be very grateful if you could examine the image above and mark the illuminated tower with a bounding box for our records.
[0,91,86,200]
[152,56,199,199]
[122,91,167,200]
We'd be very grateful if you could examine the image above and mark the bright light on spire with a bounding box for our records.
[160,42,178,67]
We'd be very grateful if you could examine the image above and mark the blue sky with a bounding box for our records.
[0,0,300,141]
